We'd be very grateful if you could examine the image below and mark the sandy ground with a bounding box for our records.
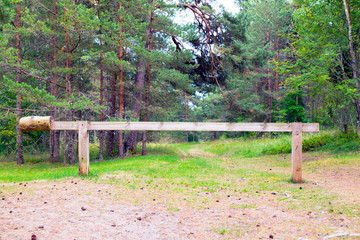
[0,156,360,239]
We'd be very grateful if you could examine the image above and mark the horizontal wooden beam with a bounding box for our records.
[51,121,319,132]
[19,116,53,131]
[52,121,80,130]
[20,116,320,181]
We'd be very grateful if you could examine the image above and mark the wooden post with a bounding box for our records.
[291,122,302,183]
[78,121,89,176]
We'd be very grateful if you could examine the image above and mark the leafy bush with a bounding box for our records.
[317,132,360,153]
[137,142,181,156]
[204,131,360,157]
[263,132,360,154]
[262,139,291,155]
[302,133,333,151]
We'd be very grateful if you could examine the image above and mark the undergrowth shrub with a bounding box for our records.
[262,140,291,155]
[136,142,181,156]
[263,132,360,154]
[206,131,359,157]
[317,132,360,153]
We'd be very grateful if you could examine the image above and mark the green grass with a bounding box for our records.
[198,131,360,157]
[0,162,78,182]
[1,132,359,219]
[218,228,227,235]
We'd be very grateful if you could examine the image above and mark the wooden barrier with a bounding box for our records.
[20,116,319,183]
[19,116,53,131]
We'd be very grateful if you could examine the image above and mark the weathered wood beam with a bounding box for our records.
[50,121,319,132]
[52,121,79,130]
[78,121,89,176]
[291,122,303,183]
[19,116,53,131]
[19,116,319,182]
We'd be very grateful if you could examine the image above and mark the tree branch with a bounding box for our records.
[34,0,57,15]
[15,66,66,89]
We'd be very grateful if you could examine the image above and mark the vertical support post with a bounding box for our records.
[78,121,89,176]
[291,122,302,183]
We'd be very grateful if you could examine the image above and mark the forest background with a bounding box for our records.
[0,0,359,165]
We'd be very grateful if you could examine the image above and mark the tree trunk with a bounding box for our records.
[66,115,76,165]
[185,92,189,142]
[62,131,67,165]
[274,32,280,121]
[142,6,154,156]
[125,58,146,153]
[118,0,124,158]
[275,26,280,102]
[268,68,272,122]
[141,63,151,155]
[64,7,75,164]
[125,0,154,154]
[15,2,24,165]
[53,129,60,161]
[343,0,358,80]
[343,0,360,135]
[106,73,117,157]
[266,25,272,123]
[50,0,59,163]
[98,6,104,161]
[99,60,104,160]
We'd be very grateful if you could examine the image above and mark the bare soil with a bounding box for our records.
[0,155,360,240]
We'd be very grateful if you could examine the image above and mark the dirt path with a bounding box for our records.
[1,149,360,239]
[305,166,360,205]
[0,178,358,240]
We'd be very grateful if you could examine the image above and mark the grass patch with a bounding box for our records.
[198,131,360,157]
[0,162,78,182]
[1,134,359,220]
[231,203,257,209]
[137,142,182,156]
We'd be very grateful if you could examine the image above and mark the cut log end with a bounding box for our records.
[19,116,54,132]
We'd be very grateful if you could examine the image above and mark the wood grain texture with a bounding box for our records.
[19,116,53,132]
[49,121,319,132]
[78,121,89,176]
[19,117,320,180]
[52,121,79,130]
[291,122,303,183]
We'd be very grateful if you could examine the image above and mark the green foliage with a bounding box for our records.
[1,0,359,165]
[0,116,16,155]
[317,132,360,153]
[276,0,360,129]
[200,131,359,157]
[265,132,360,154]
[273,93,307,122]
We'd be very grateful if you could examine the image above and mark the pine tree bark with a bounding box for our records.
[64,6,75,165]
[268,68,272,122]
[125,0,154,154]
[15,2,24,165]
[275,27,279,97]
[118,0,124,158]
[50,0,60,163]
[125,1,154,154]
[343,0,360,136]
[266,26,272,123]
[106,73,117,157]
[142,6,154,156]
[274,27,280,118]
[98,5,104,161]
[125,58,146,153]
[99,56,104,160]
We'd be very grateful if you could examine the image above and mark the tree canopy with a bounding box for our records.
[0,0,359,163]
